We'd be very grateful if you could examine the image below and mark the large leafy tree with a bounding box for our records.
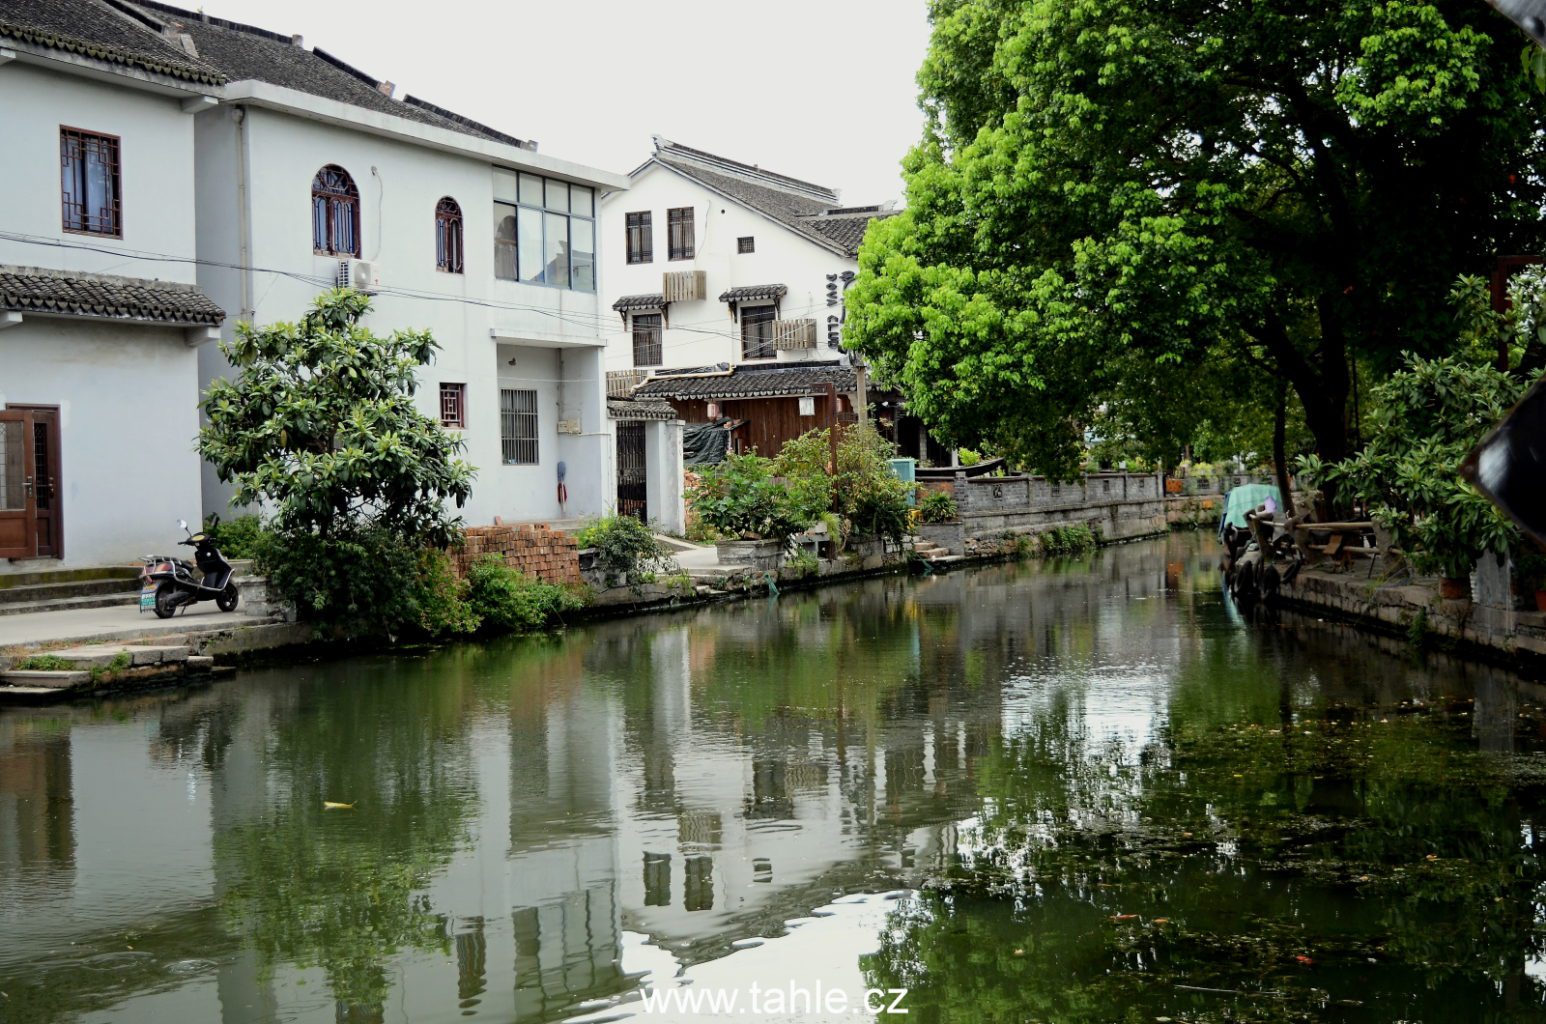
[200,289,475,546]
[847,0,1546,479]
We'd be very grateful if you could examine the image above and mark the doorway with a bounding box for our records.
[0,407,62,561]
[616,422,647,522]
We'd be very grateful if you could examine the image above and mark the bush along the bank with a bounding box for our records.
[465,556,585,633]
[575,514,679,588]
[203,514,267,560]
[918,489,959,523]
[834,424,913,549]
[1040,524,1097,556]
[690,451,813,543]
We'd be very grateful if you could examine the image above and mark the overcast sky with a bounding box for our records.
[192,0,934,205]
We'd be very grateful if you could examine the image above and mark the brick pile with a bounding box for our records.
[451,524,581,585]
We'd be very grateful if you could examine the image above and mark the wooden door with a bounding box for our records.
[0,410,37,560]
[616,422,647,521]
[27,409,62,558]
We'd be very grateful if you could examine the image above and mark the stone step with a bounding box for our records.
[0,591,139,616]
[0,685,71,701]
[0,564,141,589]
[0,577,140,606]
[41,643,191,668]
[2,669,90,688]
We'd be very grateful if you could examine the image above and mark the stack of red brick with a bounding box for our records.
[451,524,581,586]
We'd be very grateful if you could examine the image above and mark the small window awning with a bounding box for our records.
[607,397,679,421]
[718,283,788,305]
[612,293,667,313]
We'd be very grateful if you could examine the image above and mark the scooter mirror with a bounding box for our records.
[178,519,188,531]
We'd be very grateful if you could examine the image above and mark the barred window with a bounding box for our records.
[500,388,539,465]
[312,164,359,256]
[626,211,652,263]
[60,127,120,237]
[439,382,466,428]
[740,304,776,360]
[667,207,694,260]
[737,236,755,254]
[632,313,663,367]
[435,196,464,273]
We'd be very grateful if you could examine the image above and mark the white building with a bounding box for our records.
[599,138,920,473]
[144,1,628,528]
[0,9,226,568]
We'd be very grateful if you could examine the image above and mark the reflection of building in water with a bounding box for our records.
[0,718,74,872]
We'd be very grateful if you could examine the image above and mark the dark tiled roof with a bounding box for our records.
[650,139,893,259]
[636,362,856,400]
[719,283,788,304]
[0,0,224,84]
[612,293,666,312]
[121,0,526,146]
[606,398,678,421]
[0,265,225,325]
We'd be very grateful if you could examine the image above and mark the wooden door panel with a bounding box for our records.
[0,412,37,560]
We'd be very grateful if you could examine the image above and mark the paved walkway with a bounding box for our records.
[0,603,278,650]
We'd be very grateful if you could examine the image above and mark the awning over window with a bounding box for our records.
[0,265,225,326]
[718,283,788,304]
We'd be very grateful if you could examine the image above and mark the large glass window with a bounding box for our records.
[60,127,120,237]
[632,313,662,367]
[311,165,359,256]
[491,170,596,291]
[741,304,776,360]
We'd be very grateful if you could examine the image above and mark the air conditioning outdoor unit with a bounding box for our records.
[336,259,379,293]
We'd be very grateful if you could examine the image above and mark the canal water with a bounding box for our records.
[3,535,1546,1023]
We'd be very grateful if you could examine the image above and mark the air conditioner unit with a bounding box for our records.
[336,259,379,293]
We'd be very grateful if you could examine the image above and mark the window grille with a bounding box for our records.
[667,207,695,260]
[500,388,539,465]
[439,382,466,428]
[632,313,663,367]
[312,164,359,256]
[626,211,653,263]
[435,196,464,272]
[737,236,755,254]
[60,127,121,237]
[740,305,776,360]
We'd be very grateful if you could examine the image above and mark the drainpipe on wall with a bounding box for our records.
[233,105,254,321]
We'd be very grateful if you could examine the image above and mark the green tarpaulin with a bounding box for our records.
[1220,483,1282,532]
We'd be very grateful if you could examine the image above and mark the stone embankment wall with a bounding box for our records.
[917,472,1169,555]
[452,525,582,586]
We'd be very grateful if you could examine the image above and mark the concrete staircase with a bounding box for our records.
[0,565,142,616]
[0,640,215,701]
[907,537,965,566]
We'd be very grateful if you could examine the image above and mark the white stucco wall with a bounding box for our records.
[0,61,206,567]
[0,320,203,565]
[192,104,617,525]
[597,164,857,374]
[0,62,201,283]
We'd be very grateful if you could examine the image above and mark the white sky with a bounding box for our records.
[191,0,934,205]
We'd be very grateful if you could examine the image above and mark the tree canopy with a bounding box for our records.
[199,288,474,547]
[846,0,1546,478]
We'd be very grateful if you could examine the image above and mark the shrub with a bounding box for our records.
[690,451,814,542]
[256,526,426,638]
[204,514,268,560]
[785,548,820,578]
[918,489,959,523]
[410,549,481,638]
[575,514,678,587]
[465,556,583,633]
[772,430,837,525]
[836,424,913,547]
[1041,524,1097,556]
[956,448,982,467]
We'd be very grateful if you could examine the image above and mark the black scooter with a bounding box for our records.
[140,517,240,619]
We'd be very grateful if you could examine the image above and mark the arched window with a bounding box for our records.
[435,196,464,273]
[311,165,359,256]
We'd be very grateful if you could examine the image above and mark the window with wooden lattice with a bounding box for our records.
[60,127,121,237]
[439,382,466,429]
[435,196,464,273]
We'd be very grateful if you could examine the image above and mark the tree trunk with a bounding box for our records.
[1272,379,1296,519]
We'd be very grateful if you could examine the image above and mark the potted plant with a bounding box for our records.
[688,451,812,569]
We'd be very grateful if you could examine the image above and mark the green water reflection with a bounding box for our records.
[1,537,1543,1023]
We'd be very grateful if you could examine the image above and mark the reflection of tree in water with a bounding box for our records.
[864,644,1546,1023]
[215,661,479,1015]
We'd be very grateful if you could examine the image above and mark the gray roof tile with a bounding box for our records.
[612,293,667,312]
[606,398,678,421]
[0,265,225,325]
[0,0,224,83]
[718,283,788,304]
[636,362,855,400]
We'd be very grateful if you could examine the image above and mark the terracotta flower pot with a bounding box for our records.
[1439,576,1471,600]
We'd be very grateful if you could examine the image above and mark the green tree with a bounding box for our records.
[199,288,474,546]
[846,0,1546,480]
